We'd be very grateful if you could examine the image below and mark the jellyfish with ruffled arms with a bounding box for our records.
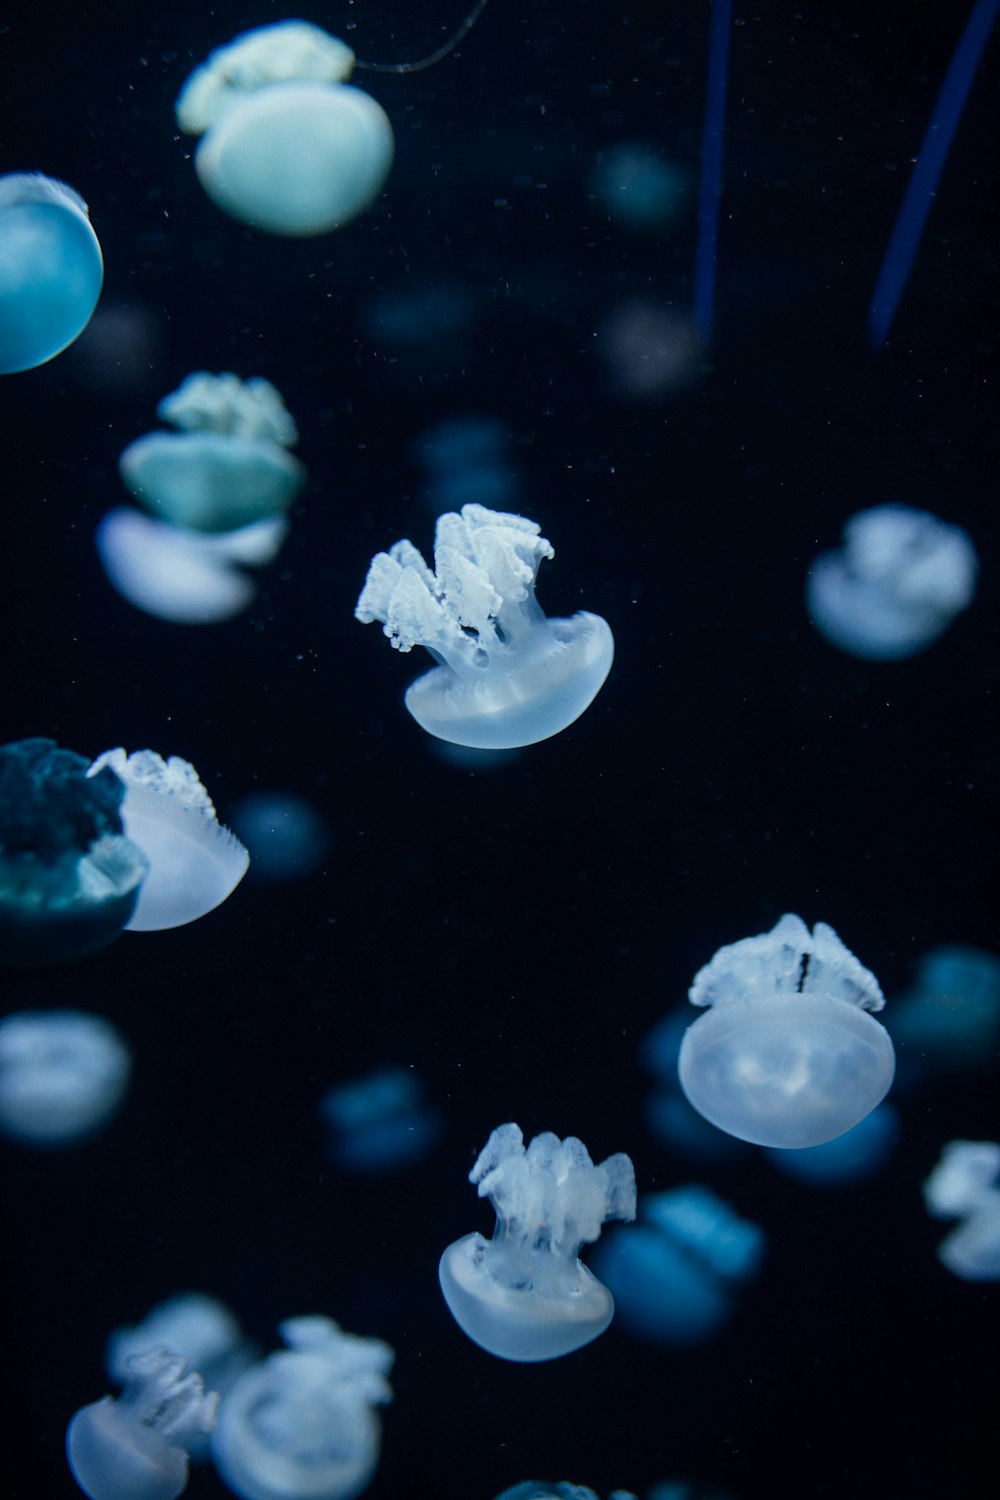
[0,174,103,373]
[678,914,896,1148]
[439,1122,637,1361]
[355,503,614,748]
[67,1346,218,1500]
[924,1140,1000,1281]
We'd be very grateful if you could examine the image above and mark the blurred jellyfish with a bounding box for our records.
[319,1066,442,1173]
[0,738,147,966]
[923,1140,1000,1281]
[411,415,524,516]
[228,791,330,883]
[119,373,306,535]
[640,1009,750,1163]
[176,22,394,237]
[0,173,103,374]
[806,505,978,661]
[765,1102,900,1186]
[647,1485,739,1500]
[67,1346,217,1500]
[0,1010,131,1147]
[598,300,703,401]
[356,504,614,749]
[589,143,692,230]
[496,1487,637,1500]
[592,1186,764,1346]
[678,914,895,1149]
[211,1315,394,1500]
[89,750,248,931]
[890,945,1000,1068]
[96,508,289,625]
[439,1122,637,1362]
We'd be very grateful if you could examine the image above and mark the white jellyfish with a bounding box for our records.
[678,914,896,1149]
[176,21,394,236]
[0,173,103,374]
[439,1122,637,1362]
[923,1140,1000,1282]
[67,1346,218,1500]
[355,503,614,749]
[118,373,306,535]
[88,750,248,931]
[0,1010,131,1147]
[806,504,978,661]
[210,1315,394,1500]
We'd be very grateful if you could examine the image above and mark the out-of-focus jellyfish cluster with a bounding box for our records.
[589,142,692,231]
[228,791,330,884]
[99,373,302,624]
[0,1010,131,1147]
[176,22,394,237]
[211,1315,394,1500]
[319,1066,442,1173]
[593,1186,764,1346]
[439,1122,637,1361]
[923,1140,1000,1282]
[356,503,614,748]
[678,914,896,1149]
[67,1347,218,1500]
[806,505,978,661]
[0,172,103,373]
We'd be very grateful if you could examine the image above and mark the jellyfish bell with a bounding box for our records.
[0,1010,131,1148]
[176,22,394,236]
[678,914,896,1149]
[0,173,103,374]
[439,1123,637,1362]
[88,750,248,932]
[356,504,614,749]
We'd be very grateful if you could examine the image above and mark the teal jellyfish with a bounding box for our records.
[119,373,306,535]
[0,738,147,965]
[0,174,103,374]
[355,503,615,749]
[176,22,394,236]
[439,1123,636,1362]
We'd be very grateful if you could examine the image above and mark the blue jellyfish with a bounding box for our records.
[765,1102,900,1186]
[229,791,331,883]
[89,750,248,932]
[890,945,1000,1068]
[678,914,896,1149]
[210,1316,394,1500]
[67,1346,218,1500]
[0,738,147,965]
[119,373,306,535]
[495,1487,638,1500]
[923,1140,1000,1282]
[176,22,394,237]
[589,143,692,231]
[640,1009,751,1163]
[355,503,615,749]
[319,1066,442,1173]
[411,415,522,515]
[0,1011,131,1148]
[0,173,103,374]
[592,1185,764,1346]
[806,505,978,661]
[439,1122,637,1362]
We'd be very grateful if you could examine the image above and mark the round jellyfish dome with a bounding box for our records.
[0,174,103,373]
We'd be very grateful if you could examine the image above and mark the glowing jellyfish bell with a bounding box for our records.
[88,750,248,931]
[439,1122,637,1362]
[0,173,103,374]
[0,1010,131,1148]
[175,21,394,236]
[356,503,614,749]
[678,914,896,1149]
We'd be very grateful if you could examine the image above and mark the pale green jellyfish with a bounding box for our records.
[175,21,394,236]
[119,373,305,535]
[0,174,103,374]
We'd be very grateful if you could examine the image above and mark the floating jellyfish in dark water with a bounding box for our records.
[439,1122,636,1362]
[355,503,614,749]
[0,1010,131,1147]
[890,945,1000,1071]
[0,174,103,374]
[589,142,692,231]
[176,21,394,237]
[210,1316,394,1500]
[765,1102,900,1187]
[924,1140,1000,1282]
[67,1346,218,1500]
[806,505,978,661]
[0,738,147,965]
[119,373,306,535]
[319,1066,442,1173]
[89,750,248,931]
[678,914,895,1149]
[228,791,331,883]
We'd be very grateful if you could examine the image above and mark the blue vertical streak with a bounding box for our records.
[868,0,999,350]
[693,0,734,342]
